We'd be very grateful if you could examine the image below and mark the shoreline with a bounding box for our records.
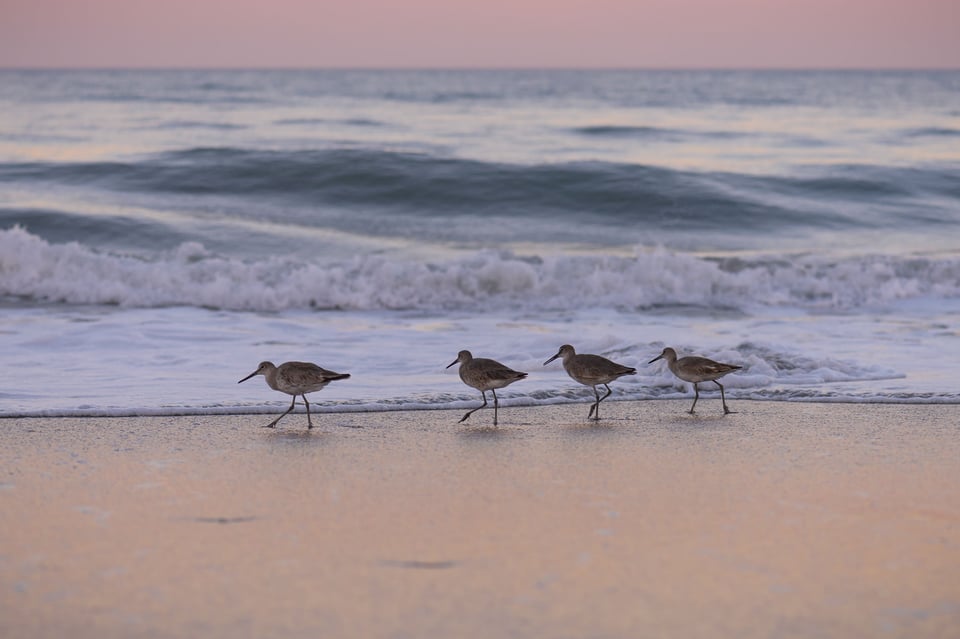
[3,394,960,421]
[3,401,959,638]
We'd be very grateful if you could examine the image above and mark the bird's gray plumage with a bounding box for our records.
[238,360,350,429]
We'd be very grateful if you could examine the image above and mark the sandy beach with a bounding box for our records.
[2,400,959,638]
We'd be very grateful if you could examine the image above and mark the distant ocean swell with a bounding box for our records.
[2,226,958,312]
[1,148,957,228]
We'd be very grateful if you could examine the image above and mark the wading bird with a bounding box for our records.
[447,350,527,426]
[238,360,350,429]
[649,347,741,414]
[544,344,636,420]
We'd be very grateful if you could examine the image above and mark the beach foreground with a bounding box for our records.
[2,401,959,638]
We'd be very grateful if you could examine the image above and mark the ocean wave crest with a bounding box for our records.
[2,226,958,312]
[3,149,957,234]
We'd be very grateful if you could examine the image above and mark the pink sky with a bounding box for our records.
[1,0,958,68]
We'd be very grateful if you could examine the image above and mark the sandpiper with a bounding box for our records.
[544,344,636,420]
[238,360,350,429]
[649,347,741,414]
[447,350,527,426]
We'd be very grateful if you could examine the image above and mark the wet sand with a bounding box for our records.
[2,401,959,638]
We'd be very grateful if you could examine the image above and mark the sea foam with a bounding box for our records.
[2,226,958,313]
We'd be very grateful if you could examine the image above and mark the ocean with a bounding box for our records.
[1,69,958,417]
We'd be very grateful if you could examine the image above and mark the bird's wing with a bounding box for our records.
[685,357,741,377]
[281,362,347,386]
[473,359,527,381]
[579,354,636,377]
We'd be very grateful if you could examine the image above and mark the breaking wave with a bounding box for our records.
[2,226,958,312]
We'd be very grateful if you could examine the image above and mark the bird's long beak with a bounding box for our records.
[238,370,258,384]
[446,359,458,369]
[543,352,560,366]
[648,354,663,364]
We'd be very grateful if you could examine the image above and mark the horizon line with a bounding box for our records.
[1,64,958,72]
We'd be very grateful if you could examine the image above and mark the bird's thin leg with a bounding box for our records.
[715,380,734,415]
[689,383,699,414]
[492,388,499,426]
[588,385,601,420]
[266,395,297,428]
[599,384,613,405]
[459,391,488,424]
[302,394,314,429]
